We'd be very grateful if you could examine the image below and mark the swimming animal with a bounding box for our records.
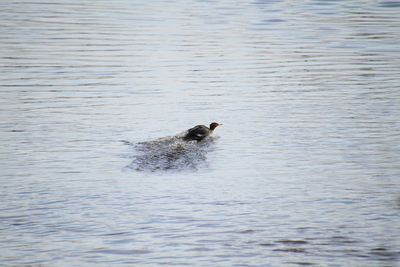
[183,122,221,141]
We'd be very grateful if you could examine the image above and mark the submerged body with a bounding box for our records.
[183,122,221,141]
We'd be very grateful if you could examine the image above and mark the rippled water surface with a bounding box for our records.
[1,0,400,266]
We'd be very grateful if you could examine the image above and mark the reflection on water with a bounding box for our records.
[1,0,400,266]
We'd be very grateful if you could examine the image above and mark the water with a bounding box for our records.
[125,133,218,172]
[1,0,400,265]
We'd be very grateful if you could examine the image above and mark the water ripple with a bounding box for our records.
[124,133,217,172]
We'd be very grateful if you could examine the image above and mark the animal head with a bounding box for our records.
[209,122,221,131]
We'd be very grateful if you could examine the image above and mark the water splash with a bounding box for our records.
[124,132,217,172]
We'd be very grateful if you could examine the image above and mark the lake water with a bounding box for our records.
[1,0,400,266]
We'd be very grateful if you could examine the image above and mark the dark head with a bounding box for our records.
[209,122,221,131]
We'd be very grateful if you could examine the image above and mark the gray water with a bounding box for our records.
[1,0,400,266]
